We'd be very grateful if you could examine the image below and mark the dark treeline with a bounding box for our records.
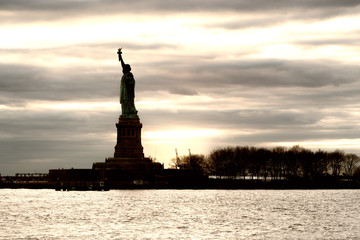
[172,146,360,180]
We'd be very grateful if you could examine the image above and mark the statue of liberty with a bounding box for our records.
[117,48,138,118]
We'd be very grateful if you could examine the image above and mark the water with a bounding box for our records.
[0,189,359,239]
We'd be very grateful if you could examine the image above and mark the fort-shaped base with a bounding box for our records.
[93,157,158,170]
[92,117,160,170]
[114,118,144,159]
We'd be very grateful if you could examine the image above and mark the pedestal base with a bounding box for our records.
[92,157,153,169]
[92,117,163,184]
[114,118,144,159]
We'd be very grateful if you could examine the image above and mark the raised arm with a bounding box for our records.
[117,48,125,69]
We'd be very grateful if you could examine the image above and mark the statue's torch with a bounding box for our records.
[117,48,122,62]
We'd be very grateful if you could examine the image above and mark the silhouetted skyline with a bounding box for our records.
[1,0,360,175]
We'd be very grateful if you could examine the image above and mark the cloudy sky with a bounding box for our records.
[1,0,360,175]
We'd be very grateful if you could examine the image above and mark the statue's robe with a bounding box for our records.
[120,72,138,118]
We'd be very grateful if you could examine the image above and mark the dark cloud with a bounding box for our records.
[141,108,323,131]
[294,37,360,47]
[138,59,360,95]
[168,87,198,96]
[205,60,359,88]
[1,0,359,23]
[0,107,117,175]
[1,55,359,107]
[0,63,119,103]
[203,17,286,30]
[223,127,360,145]
[0,137,114,174]
[0,64,46,92]
[1,0,359,13]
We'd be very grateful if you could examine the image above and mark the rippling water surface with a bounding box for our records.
[0,189,359,239]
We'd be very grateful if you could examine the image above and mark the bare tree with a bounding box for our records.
[328,150,345,177]
[175,154,205,172]
[271,147,286,180]
[343,153,360,176]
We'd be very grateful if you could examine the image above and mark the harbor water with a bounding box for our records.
[0,189,359,239]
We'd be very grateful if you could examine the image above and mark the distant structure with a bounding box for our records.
[91,49,162,185]
[49,49,164,190]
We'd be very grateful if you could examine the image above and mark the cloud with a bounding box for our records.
[0,63,119,103]
[1,53,359,107]
[0,106,117,174]
[2,0,359,13]
[1,0,360,24]
[139,59,360,95]
[142,107,324,130]
[203,17,286,30]
[168,87,198,96]
[0,137,114,173]
[294,36,360,47]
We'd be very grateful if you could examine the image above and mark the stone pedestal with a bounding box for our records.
[92,118,160,171]
[114,118,144,159]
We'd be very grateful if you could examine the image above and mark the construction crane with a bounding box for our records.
[175,148,180,169]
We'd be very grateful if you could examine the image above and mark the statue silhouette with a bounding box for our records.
[118,49,138,118]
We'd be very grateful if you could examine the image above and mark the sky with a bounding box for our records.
[1,0,360,175]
